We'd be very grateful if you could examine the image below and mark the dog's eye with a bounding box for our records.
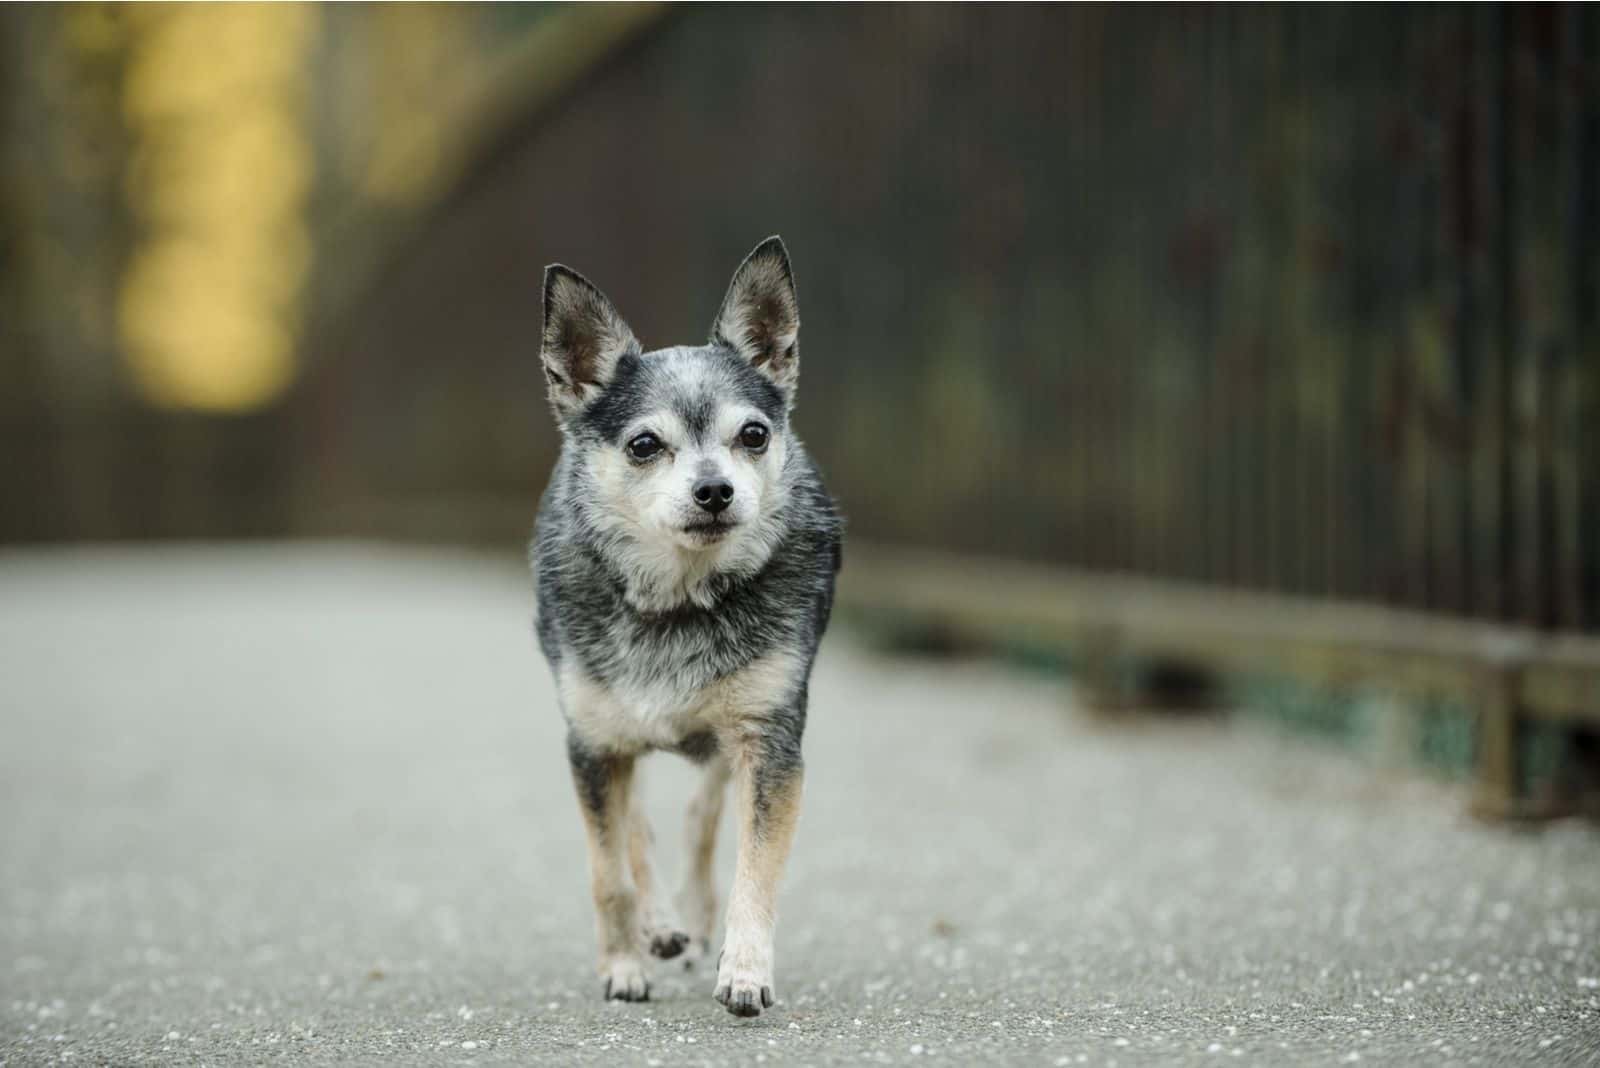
[738,423,769,451]
[627,433,663,461]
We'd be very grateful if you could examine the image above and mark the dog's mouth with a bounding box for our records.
[680,519,736,543]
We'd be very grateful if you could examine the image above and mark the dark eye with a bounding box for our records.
[627,433,663,461]
[739,423,769,451]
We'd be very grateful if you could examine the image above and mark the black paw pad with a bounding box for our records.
[650,930,691,960]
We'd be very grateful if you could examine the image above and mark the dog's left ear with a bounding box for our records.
[711,236,800,397]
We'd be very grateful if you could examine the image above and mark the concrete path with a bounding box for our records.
[2,545,1596,1065]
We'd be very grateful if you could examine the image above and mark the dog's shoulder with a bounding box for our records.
[780,442,843,609]
[530,454,610,664]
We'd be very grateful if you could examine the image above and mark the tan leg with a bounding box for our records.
[714,731,804,1017]
[628,792,690,959]
[567,735,649,1001]
[675,754,731,965]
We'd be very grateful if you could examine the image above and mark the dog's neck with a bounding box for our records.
[620,545,737,614]
[580,500,790,616]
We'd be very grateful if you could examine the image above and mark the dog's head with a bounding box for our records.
[540,237,803,583]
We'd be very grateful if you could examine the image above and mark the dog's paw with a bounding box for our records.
[713,942,774,1018]
[648,927,691,960]
[641,904,692,961]
[713,975,774,1018]
[601,956,650,1002]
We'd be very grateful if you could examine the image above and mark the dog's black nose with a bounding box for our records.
[692,477,734,514]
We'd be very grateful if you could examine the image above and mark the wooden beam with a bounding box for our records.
[836,541,1600,812]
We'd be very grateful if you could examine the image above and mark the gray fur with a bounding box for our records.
[532,240,840,754]
[528,238,840,1013]
[532,348,839,721]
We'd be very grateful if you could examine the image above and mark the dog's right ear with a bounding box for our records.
[540,265,640,418]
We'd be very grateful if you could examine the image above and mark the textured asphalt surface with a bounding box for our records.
[2,544,1598,1066]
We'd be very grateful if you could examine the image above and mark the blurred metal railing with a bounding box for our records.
[837,543,1600,819]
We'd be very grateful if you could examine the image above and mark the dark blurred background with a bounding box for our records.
[4,3,1596,627]
[2,4,1597,809]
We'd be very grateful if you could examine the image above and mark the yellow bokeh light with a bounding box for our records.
[122,4,314,122]
[126,109,313,233]
[119,236,297,411]
[118,3,317,413]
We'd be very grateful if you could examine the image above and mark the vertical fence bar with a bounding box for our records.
[1493,3,1521,625]
[1575,6,1600,629]
[1470,3,1502,621]
[1554,7,1587,629]
[1504,8,1542,626]
[1404,4,1440,613]
[1431,3,1466,616]
[1449,6,1482,619]
[1509,5,1542,627]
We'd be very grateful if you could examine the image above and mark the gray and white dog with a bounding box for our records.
[530,237,841,1017]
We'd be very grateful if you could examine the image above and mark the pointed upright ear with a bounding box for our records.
[540,265,640,418]
[710,236,800,396]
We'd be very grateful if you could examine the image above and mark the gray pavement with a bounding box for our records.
[1,544,1598,1066]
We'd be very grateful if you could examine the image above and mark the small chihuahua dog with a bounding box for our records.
[531,237,841,1017]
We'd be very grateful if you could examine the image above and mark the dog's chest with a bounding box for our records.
[559,622,802,753]
[562,670,710,752]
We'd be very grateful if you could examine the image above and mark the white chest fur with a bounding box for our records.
[558,648,805,753]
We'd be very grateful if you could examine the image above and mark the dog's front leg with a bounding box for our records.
[567,733,649,1001]
[676,754,732,967]
[628,797,691,960]
[714,715,804,1017]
